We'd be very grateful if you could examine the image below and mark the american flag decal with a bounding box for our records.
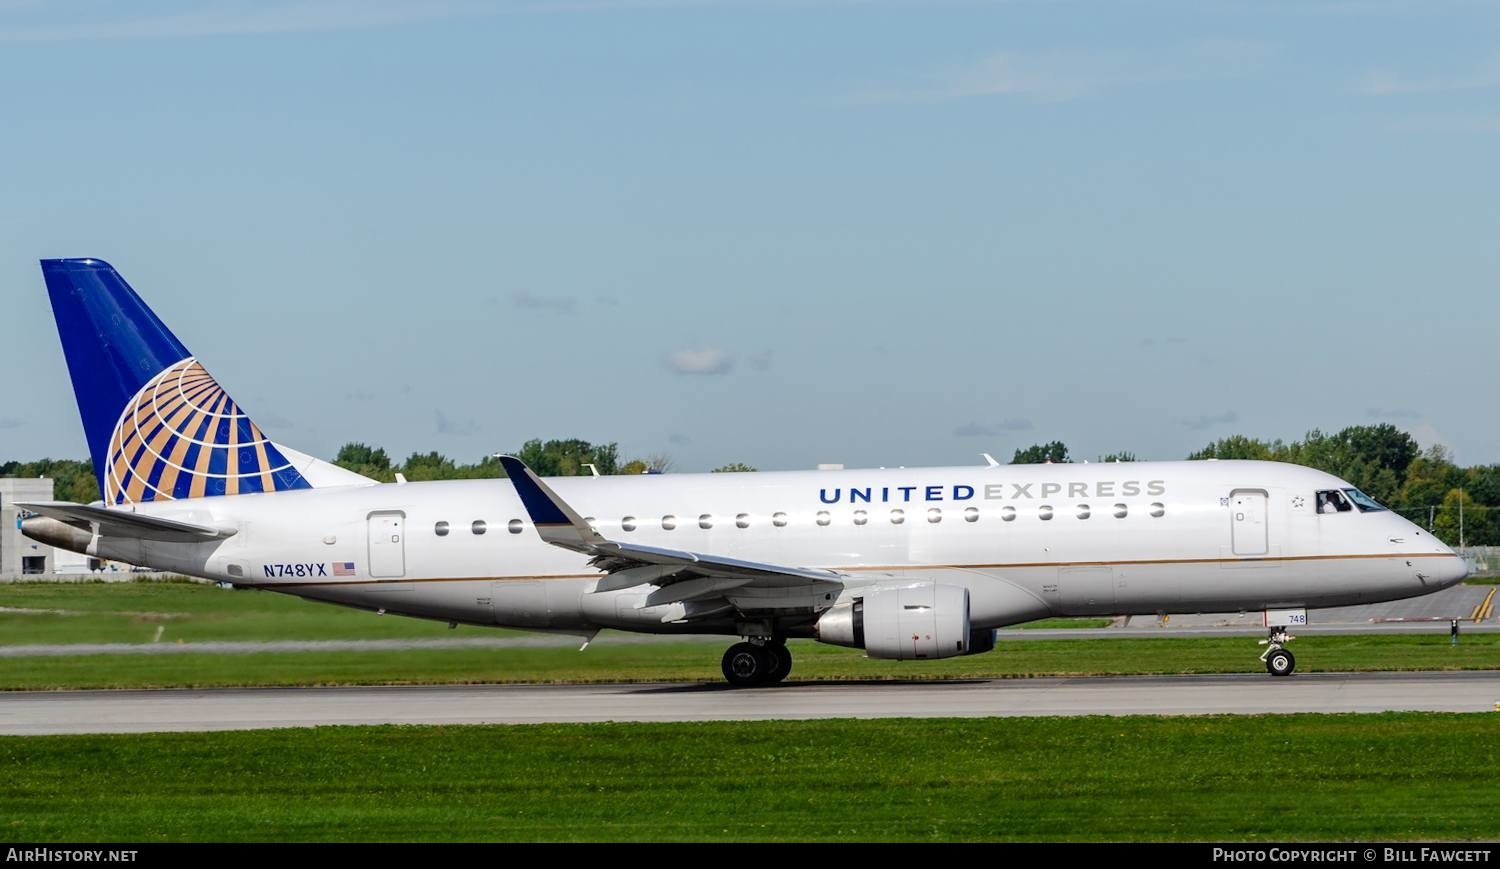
[333,562,355,576]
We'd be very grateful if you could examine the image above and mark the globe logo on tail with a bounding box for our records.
[105,358,310,504]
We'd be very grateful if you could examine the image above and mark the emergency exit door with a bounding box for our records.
[368,511,406,578]
[1230,490,1269,556]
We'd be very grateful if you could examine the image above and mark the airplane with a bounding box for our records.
[19,258,1469,686]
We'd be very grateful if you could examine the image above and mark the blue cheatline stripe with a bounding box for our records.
[498,457,571,526]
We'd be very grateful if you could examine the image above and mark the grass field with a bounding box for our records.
[3,581,1500,689]
[6,629,1500,690]
[2,714,1494,841]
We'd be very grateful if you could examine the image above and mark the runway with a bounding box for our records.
[3,671,1496,734]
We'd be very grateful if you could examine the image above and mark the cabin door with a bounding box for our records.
[1230,490,1269,556]
[368,511,407,578]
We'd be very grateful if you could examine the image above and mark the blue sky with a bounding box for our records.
[2,1,1497,472]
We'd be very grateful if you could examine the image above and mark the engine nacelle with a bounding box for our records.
[815,583,972,660]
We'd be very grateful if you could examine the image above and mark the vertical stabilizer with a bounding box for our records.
[41,258,315,504]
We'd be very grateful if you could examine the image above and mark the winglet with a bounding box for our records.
[498,456,604,552]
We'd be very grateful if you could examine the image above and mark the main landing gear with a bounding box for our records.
[1259,627,1296,677]
[721,640,793,687]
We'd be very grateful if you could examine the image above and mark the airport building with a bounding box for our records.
[0,478,55,577]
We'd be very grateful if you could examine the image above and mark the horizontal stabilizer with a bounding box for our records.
[17,501,237,542]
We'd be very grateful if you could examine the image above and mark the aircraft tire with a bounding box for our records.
[1265,647,1295,677]
[722,642,772,687]
[765,644,792,683]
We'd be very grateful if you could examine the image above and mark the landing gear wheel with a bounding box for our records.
[1265,646,1296,677]
[765,644,793,683]
[721,642,773,687]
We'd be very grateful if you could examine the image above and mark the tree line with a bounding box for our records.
[3,424,1496,543]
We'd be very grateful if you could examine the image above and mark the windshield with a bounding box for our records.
[1342,488,1387,513]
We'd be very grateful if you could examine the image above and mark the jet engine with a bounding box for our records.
[814,582,975,660]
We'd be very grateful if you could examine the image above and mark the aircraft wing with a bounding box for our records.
[17,501,237,543]
[498,457,844,604]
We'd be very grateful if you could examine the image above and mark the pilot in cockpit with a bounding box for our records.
[1318,490,1351,514]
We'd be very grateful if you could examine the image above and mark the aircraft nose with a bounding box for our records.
[1432,553,1470,589]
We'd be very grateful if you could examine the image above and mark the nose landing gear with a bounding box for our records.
[1259,627,1296,677]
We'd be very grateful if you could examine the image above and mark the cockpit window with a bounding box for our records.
[1315,490,1353,514]
[1342,488,1387,513]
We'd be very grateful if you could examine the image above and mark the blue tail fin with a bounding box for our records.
[41,258,313,504]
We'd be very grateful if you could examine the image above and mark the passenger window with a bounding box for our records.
[1077,504,1090,520]
[472,520,487,535]
[508,519,523,534]
[964,507,979,523]
[1113,504,1127,519]
[434,521,450,537]
[891,509,905,525]
[1316,490,1353,515]
[699,514,713,530]
[772,512,788,527]
[816,511,831,527]
[1150,502,1165,518]
[1038,505,1053,521]
[853,509,868,526]
[1001,506,1016,522]
[927,508,941,524]
[736,513,750,529]
[621,516,637,532]
[662,515,677,530]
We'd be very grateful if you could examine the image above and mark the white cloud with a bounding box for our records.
[943,53,1092,101]
[665,348,735,376]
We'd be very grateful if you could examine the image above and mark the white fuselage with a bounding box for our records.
[57,459,1467,638]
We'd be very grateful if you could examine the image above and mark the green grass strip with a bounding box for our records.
[4,633,1499,691]
[2,714,1495,842]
